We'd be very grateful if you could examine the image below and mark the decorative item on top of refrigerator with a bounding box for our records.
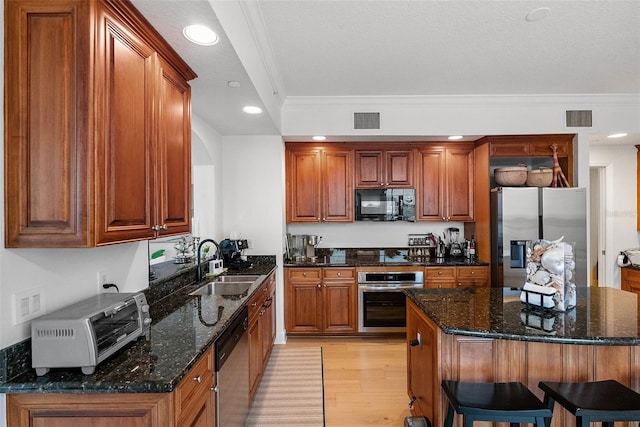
[520,237,576,312]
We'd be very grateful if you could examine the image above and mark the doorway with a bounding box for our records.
[589,165,607,287]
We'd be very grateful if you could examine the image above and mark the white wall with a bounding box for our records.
[221,135,286,342]
[589,144,639,288]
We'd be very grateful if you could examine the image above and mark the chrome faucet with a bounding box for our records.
[196,239,221,283]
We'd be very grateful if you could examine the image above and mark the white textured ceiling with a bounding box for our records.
[130,0,640,142]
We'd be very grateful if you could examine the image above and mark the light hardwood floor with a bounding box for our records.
[281,336,412,426]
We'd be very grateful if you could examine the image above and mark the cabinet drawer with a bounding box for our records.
[287,268,321,280]
[174,347,213,416]
[323,267,355,280]
[425,267,455,279]
[457,267,488,279]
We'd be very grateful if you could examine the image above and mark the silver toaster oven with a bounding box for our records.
[31,292,151,376]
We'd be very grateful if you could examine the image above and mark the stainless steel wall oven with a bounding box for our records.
[357,270,423,333]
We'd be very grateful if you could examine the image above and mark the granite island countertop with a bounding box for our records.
[0,257,277,394]
[405,286,640,345]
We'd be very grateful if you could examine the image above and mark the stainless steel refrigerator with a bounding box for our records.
[490,187,587,288]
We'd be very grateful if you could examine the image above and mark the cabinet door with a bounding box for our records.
[323,282,357,333]
[445,146,474,221]
[7,393,172,427]
[456,266,488,288]
[285,281,322,333]
[416,148,445,221]
[248,316,262,401]
[261,291,276,365]
[5,0,91,247]
[95,4,157,244]
[157,59,191,236]
[355,150,384,187]
[286,148,322,222]
[406,301,438,421]
[386,150,413,187]
[424,267,456,289]
[322,149,353,222]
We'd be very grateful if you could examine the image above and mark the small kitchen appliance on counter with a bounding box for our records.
[305,235,322,261]
[31,292,151,376]
[220,238,252,270]
[445,227,463,257]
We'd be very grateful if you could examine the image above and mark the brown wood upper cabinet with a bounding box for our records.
[5,0,195,247]
[286,145,353,223]
[415,144,475,222]
[355,149,413,188]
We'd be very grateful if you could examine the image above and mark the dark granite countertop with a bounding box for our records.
[405,287,640,345]
[284,247,488,268]
[0,257,277,394]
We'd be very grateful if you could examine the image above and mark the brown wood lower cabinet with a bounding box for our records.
[248,272,277,402]
[424,266,489,288]
[621,267,640,296]
[6,348,214,427]
[406,299,640,427]
[285,267,357,335]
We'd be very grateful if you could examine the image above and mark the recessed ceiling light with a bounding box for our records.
[312,136,326,141]
[242,106,263,115]
[448,135,463,140]
[526,7,550,22]
[608,133,628,139]
[228,81,241,88]
[183,24,219,46]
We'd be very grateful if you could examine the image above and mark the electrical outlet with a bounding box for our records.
[13,287,45,325]
[97,270,107,292]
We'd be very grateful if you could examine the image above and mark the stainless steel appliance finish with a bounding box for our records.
[358,270,423,332]
[490,187,587,288]
[355,188,416,221]
[215,306,249,427]
[31,292,151,376]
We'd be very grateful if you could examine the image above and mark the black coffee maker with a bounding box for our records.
[220,239,251,270]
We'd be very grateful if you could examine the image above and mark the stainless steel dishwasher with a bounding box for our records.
[215,306,249,427]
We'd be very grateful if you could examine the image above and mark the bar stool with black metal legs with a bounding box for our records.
[538,379,640,427]
[441,380,552,427]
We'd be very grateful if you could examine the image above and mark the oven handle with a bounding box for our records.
[358,285,422,291]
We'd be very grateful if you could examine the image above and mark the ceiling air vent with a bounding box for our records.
[354,112,380,130]
[566,110,592,127]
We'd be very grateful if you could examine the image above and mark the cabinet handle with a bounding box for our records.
[409,339,420,347]
[161,224,168,230]
[260,309,265,316]
[152,225,160,231]
[251,302,258,307]
[263,286,268,292]
[193,376,202,383]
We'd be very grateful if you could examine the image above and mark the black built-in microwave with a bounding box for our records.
[355,188,416,221]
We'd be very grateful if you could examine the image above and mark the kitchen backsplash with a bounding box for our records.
[287,222,465,248]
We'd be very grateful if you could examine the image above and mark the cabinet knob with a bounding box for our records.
[303,272,307,277]
[323,284,326,287]
[161,224,168,230]
[152,225,160,231]
[322,217,326,221]
[317,217,321,222]
[193,375,202,383]
[438,284,442,288]
[251,302,258,307]
[337,272,341,277]
[317,283,321,288]
[263,286,268,292]
[471,271,475,275]
[438,271,443,275]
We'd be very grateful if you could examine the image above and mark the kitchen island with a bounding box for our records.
[0,257,277,426]
[405,287,640,427]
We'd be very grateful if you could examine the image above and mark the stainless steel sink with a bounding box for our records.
[190,275,264,297]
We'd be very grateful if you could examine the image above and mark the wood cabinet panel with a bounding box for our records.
[286,146,353,223]
[249,272,277,402]
[7,393,172,427]
[285,267,357,335]
[5,0,195,247]
[415,144,474,222]
[355,148,413,188]
[95,4,157,244]
[157,58,192,237]
[424,266,489,289]
[5,0,91,247]
[621,267,640,296]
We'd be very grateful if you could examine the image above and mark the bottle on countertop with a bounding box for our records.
[469,235,477,260]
